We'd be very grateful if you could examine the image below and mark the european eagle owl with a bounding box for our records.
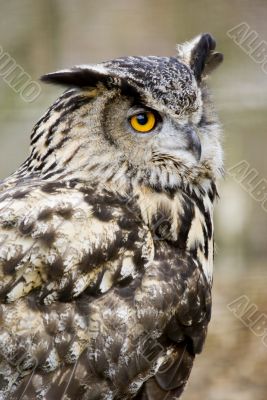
[0,34,223,399]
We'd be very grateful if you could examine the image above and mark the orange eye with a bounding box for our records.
[130,111,156,133]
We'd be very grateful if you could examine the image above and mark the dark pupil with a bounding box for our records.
[136,113,148,125]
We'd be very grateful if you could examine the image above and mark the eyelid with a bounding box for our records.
[127,107,148,118]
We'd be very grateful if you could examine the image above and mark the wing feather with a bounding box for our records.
[0,179,212,399]
[0,180,153,304]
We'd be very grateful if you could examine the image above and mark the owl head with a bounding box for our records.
[34,33,223,193]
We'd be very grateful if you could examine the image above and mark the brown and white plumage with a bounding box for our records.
[0,34,223,399]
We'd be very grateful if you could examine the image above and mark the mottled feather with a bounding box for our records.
[0,33,223,399]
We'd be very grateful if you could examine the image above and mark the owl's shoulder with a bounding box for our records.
[0,178,153,304]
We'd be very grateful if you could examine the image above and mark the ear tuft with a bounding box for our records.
[40,67,108,88]
[40,66,142,101]
[177,33,223,81]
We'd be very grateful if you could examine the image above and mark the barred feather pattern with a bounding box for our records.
[0,176,216,399]
[0,33,223,400]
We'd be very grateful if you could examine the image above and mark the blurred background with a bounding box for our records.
[0,0,266,398]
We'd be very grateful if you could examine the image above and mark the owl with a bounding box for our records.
[0,33,223,399]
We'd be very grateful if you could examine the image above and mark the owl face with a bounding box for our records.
[35,34,223,191]
[87,84,202,168]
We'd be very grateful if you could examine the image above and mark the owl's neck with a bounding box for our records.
[133,179,216,284]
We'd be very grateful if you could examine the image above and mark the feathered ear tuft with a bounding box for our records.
[41,65,142,100]
[40,66,110,88]
[177,33,223,81]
